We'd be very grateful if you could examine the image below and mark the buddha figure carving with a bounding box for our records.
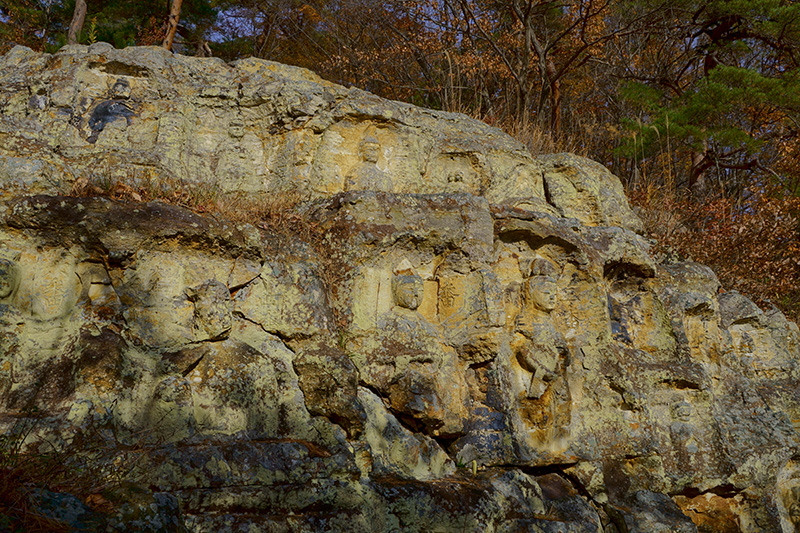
[512,258,572,442]
[227,117,245,140]
[526,275,558,313]
[217,115,265,193]
[392,273,424,310]
[514,259,567,397]
[346,133,392,192]
[382,269,468,435]
[0,257,23,356]
[670,398,698,454]
[186,280,233,341]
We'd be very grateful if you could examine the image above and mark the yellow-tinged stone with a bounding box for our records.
[14,249,81,320]
[418,280,438,324]
[0,45,797,532]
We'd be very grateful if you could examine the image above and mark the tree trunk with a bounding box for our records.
[67,0,87,45]
[546,58,561,135]
[162,0,184,51]
[688,139,711,191]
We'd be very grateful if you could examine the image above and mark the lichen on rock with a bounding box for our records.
[1,43,799,532]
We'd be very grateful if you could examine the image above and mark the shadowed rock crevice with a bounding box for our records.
[0,44,799,532]
[674,483,740,498]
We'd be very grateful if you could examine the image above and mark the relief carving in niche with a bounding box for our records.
[216,114,267,193]
[186,280,233,341]
[510,257,572,443]
[345,131,392,192]
[0,256,20,301]
[670,397,699,455]
[360,260,469,436]
[392,272,424,310]
[787,486,800,532]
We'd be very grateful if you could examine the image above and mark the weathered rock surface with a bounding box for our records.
[1,44,799,532]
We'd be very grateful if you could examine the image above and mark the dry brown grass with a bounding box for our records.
[0,390,180,531]
[629,184,800,322]
[70,174,322,245]
[0,408,149,531]
[70,174,219,212]
[69,174,352,330]
[68,150,800,326]
[0,453,72,532]
[471,114,590,157]
[70,174,312,231]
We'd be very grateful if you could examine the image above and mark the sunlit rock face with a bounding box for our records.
[1,44,799,532]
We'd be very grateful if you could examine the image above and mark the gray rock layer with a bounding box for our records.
[1,44,799,533]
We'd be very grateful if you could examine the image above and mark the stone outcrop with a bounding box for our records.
[1,44,799,532]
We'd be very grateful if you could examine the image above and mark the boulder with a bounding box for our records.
[0,44,798,532]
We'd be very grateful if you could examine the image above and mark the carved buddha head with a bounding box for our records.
[524,276,558,312]
[359,134,380,164]
[671,399,693,422]
[228,118,245,139]
[392,273,424,310]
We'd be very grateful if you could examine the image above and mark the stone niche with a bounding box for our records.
[0,44,798,533]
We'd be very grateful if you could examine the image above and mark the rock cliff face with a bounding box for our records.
[1,43,799,532]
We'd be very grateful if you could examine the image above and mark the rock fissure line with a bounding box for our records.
[0,43,799,532]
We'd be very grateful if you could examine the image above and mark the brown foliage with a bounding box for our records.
[69,175,350,329]
[631,186,800,321]
[70,175,317,244]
